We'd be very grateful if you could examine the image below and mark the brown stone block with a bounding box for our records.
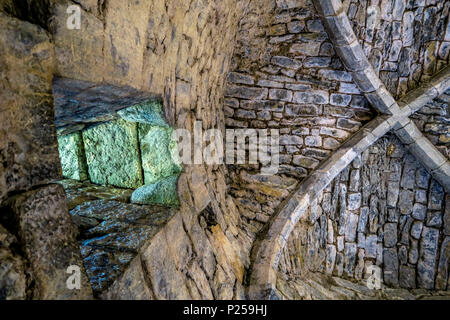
[2,184,92,299]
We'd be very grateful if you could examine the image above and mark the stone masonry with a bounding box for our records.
[0,0,449,301]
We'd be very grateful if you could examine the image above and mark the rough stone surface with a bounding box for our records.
[57,179,133,210]
[418,227,439,289]
[58,132,89,181]
[1,0,449,301]
[1,184,92,299]
[53,77,158,135]
[117,101,168,127]
[0,13,61,204]
[83,119,143,189]
[280,135,448,290]
[139,125,181,184]
[70,199,173,296]
[131,176,180,207]
[0,225,27,300]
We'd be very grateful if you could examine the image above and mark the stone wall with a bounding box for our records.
[225,0,374,180]
[0,11,92,300]
[225,0,376,256]
[0,0,254,299]
[58,102,181,206]
[278,133,449,290]
[224,0,450,296]
[225,0,449,187]
[412,90,450,159]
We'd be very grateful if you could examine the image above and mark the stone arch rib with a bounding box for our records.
[314,0,450,191]
[248,0,450,299]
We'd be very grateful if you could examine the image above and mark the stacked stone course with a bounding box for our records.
[279,133,449,290]
[225,0,375,184]
[346,0,450,98]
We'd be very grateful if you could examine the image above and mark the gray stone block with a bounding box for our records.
[435,236,450,290]
[410,221,423,240]
[383,248,399,287]
[335,41,371,72]
[351,68,382,93]
[365,86,397,114]
[324,12,357,46]
[313,0,344,17]
[412,203,427,221]
[399,265,416,289]
[344,243,357,277]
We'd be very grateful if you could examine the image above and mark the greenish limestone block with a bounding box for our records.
[117,101,168,127]
[139,124,182,184]
[131,176,179,207]
[82,119,143,189]
[58,132,89,181]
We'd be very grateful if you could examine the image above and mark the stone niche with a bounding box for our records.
[53,79,183,296]
[55,85,182,207]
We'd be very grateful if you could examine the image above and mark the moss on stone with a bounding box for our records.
[117,101,168,127]
[139,124,182,184]
[82,119,143,189]
[131,175,179,206]
[57,132,89,181]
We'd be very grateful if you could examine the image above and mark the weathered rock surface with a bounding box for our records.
[139,125,181,184]
[118,101,168,128]
[131,176,180,207]
[57,179,133,210]
[70,199,174,296]
[53,77,158,135]
[1,184,92,299]
[0,12,61,204]
[1,0,448,301]
[58,132,89,181]
[83,119,143,189]
[280,135,448,291]
[0,225,27,300]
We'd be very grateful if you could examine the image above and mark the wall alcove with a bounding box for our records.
[53,78,182,296]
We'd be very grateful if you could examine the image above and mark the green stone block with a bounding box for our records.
[117,101,168,127]
[139,124,182,184]
[58,132,89,181]
[131,176,179,207]
[82,119,143,189]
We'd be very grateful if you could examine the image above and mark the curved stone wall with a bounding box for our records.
[279,133,449,290]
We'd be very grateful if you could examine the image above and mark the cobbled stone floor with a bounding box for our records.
[58,179,174,296]
[276,272,450,300]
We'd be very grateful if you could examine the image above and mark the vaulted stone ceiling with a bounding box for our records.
[0,0,449,300]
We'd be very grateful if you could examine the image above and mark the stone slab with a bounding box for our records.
[131,175,180,207]
[82,119,143,189]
